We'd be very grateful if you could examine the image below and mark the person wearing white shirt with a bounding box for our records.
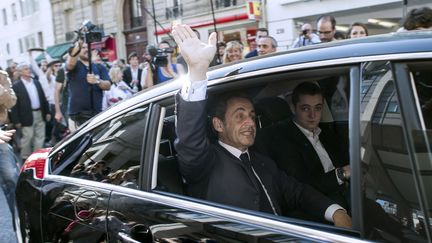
[102,67,134,110]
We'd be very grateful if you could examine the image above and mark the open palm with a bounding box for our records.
[172,24,217,68]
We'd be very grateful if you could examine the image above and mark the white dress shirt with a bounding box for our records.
[294,121,344,185]
[22,78,41,109]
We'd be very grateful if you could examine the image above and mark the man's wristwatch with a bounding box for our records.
[336,167,347,182]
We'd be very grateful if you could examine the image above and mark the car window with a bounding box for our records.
[151,67,354,230]
[51,106,149,189]
[360,61,426,242]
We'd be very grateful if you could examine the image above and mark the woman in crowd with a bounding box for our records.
[143,41,185,89]
[102,67,134,110]
[223,40,243,64]
[347,22,369,38]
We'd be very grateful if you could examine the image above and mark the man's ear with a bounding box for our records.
[212,117,224,133]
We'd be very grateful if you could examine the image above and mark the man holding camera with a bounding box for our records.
[291,23,321,49]
[66,39,111,126]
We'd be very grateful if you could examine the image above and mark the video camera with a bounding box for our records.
[76,20,103,43]
[153,48,174,67]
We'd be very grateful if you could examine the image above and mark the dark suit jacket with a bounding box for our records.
[255,120,349,208]
[174,94,334,220]
[10,79,49,126]
[123,67,142,91]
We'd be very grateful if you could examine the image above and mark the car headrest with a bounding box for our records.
[254,97,293,129]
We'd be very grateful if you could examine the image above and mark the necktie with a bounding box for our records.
[240,153,250,164]
[239,152,278,215]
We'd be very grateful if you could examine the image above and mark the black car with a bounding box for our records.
[16,30,432,243]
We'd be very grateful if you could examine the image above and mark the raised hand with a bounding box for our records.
[172,24,217,81]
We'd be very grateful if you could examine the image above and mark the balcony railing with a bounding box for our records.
[165,4,183,20]
[153,0,246,23]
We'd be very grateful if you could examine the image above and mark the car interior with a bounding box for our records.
[152,65,354,226]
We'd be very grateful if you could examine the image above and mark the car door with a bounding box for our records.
[107,78,364,242]
[40,104,150,242]
[357,60,432,242]
[106,99,325,242]
[41,132,111,242]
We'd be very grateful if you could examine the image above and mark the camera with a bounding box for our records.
[76,20,103,43]
[302,29,308,35]
[153,48,174,67]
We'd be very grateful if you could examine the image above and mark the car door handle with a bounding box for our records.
[117,232,141,243]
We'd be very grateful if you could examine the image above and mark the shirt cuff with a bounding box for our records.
[335,169,344,185]
[180,77,207,102]
[325,204,345,222]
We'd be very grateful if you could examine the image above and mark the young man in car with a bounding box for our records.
[172,24,352,228]
[255,82,350,209]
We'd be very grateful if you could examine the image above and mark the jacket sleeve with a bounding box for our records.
[9,84,20,124]
[278,169,334,221]
[174,93,215,183]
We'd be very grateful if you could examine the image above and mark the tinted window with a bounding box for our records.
[360,61,426,241]
[51,107,148,189]
[152,67,354,229]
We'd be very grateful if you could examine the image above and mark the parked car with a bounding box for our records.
[16,30,432,243]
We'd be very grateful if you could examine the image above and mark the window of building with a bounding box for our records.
[131,0,143,28]
[20,0,39,17]
[23,34,36,50]
[37,31,43,48]
[2,8,7,26]
[19,38,23,53]
[11,3,17,21]
[165,0,182,20]
[6,43,10,55]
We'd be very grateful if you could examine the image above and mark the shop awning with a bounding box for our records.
[35,42,72,63]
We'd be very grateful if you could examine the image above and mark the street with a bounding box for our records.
[0,188,18,243]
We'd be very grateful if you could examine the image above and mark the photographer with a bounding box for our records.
[291,23,321,49]
[143,41,185,89]
[66,26,111,126]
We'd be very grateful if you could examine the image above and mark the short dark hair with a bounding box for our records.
[292,82,323,106]
[208,92,252,122]
[334,31,346,40]
[402,7,432,30]
[128,52,138,61]
[317,15,336,30]
[218,41,226,48]
[257,28,268,34]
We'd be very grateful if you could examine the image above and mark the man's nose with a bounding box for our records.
[309,110,316,118]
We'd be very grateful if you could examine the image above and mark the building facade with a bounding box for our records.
[146,0,264,54]
[0,0,55,68]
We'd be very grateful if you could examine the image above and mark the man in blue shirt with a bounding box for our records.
[66,40,111,126]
